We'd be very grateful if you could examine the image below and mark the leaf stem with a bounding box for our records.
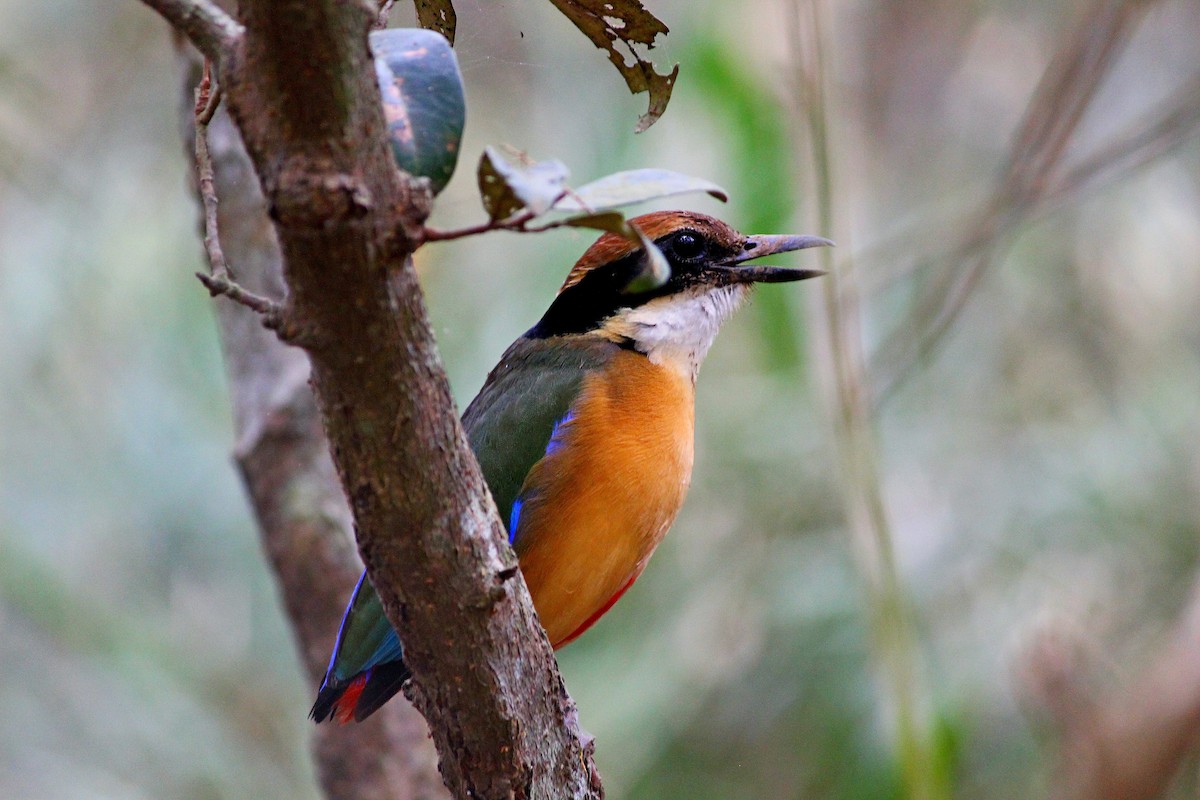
[420,210,537,243]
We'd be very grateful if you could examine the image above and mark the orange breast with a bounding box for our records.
[513,350,695,646]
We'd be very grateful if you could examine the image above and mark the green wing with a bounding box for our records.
[325,573,403,682]
[463,335,616,538]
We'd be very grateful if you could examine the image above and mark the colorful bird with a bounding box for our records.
[311,210,830,724]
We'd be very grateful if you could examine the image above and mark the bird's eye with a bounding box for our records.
[669,231,707,261]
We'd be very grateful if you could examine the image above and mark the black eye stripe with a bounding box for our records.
[527,230,739,339]
[527,249,650,338]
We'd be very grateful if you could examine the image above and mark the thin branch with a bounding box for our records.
[140,0,243,65]
[420,210,537,242]
[870,0,1156,402]
[194,63,228,277]
[419,182,609,244]
[192,63,284,326]
[420,208,610,244]
[195,271,283,320]
[524,216,595,233]
[790,2,947,798]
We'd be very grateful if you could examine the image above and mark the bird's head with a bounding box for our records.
[527,211,831,378]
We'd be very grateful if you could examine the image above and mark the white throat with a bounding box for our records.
[602,285,750,379]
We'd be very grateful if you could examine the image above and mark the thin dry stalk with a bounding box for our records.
[789,1,948,797]
[871,0,1157,402]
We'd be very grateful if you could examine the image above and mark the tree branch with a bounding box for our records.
[142,0,242,65]
[195,270,283,320]
[191,68,285,325]
[165,0,602,796]
[179,54,446,799]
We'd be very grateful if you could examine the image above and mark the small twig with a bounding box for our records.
[195,271,283,321]
[194,61,231,282]
[376,0,396,29]
[420,209,538,242]
[420,188,598,244]
[194,60,222,124]
[192,61,283,325]
[421,211,618,242]
[523,217,594,234]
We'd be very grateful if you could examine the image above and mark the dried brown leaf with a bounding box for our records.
[414,0,457,44]
[546,0,679,132]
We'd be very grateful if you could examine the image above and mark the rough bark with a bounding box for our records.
[185,70,446,798]
[148,1,602,797]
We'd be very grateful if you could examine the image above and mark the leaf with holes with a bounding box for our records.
[546,0,678,132]
[478,147,570,222]
[554,169,729,213]
[371,28,465,195]
[414,0,457,44]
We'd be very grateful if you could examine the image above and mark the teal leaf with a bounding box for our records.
[371,29,465,195]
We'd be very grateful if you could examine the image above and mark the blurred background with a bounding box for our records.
[2,0,1199,797]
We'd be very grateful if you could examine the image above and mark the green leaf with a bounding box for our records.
[414,0,457,44]
[562,211,628,234]
[478,147,569,221]
[545,0,678,132]
[371,29,465,195]
[554,169,729,212]
[564,213,670,293]
[623,228,671,293]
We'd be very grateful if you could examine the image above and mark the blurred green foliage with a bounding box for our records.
[2,1,1200,798]
[687,33,806,372]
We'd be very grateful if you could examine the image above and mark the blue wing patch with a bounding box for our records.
[508,497,524,544]
[508,408,575,548]
[544,409,575,457]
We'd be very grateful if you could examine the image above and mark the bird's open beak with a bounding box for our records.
[720,233,833,283]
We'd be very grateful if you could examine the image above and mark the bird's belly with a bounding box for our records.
[513,352,695,646]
